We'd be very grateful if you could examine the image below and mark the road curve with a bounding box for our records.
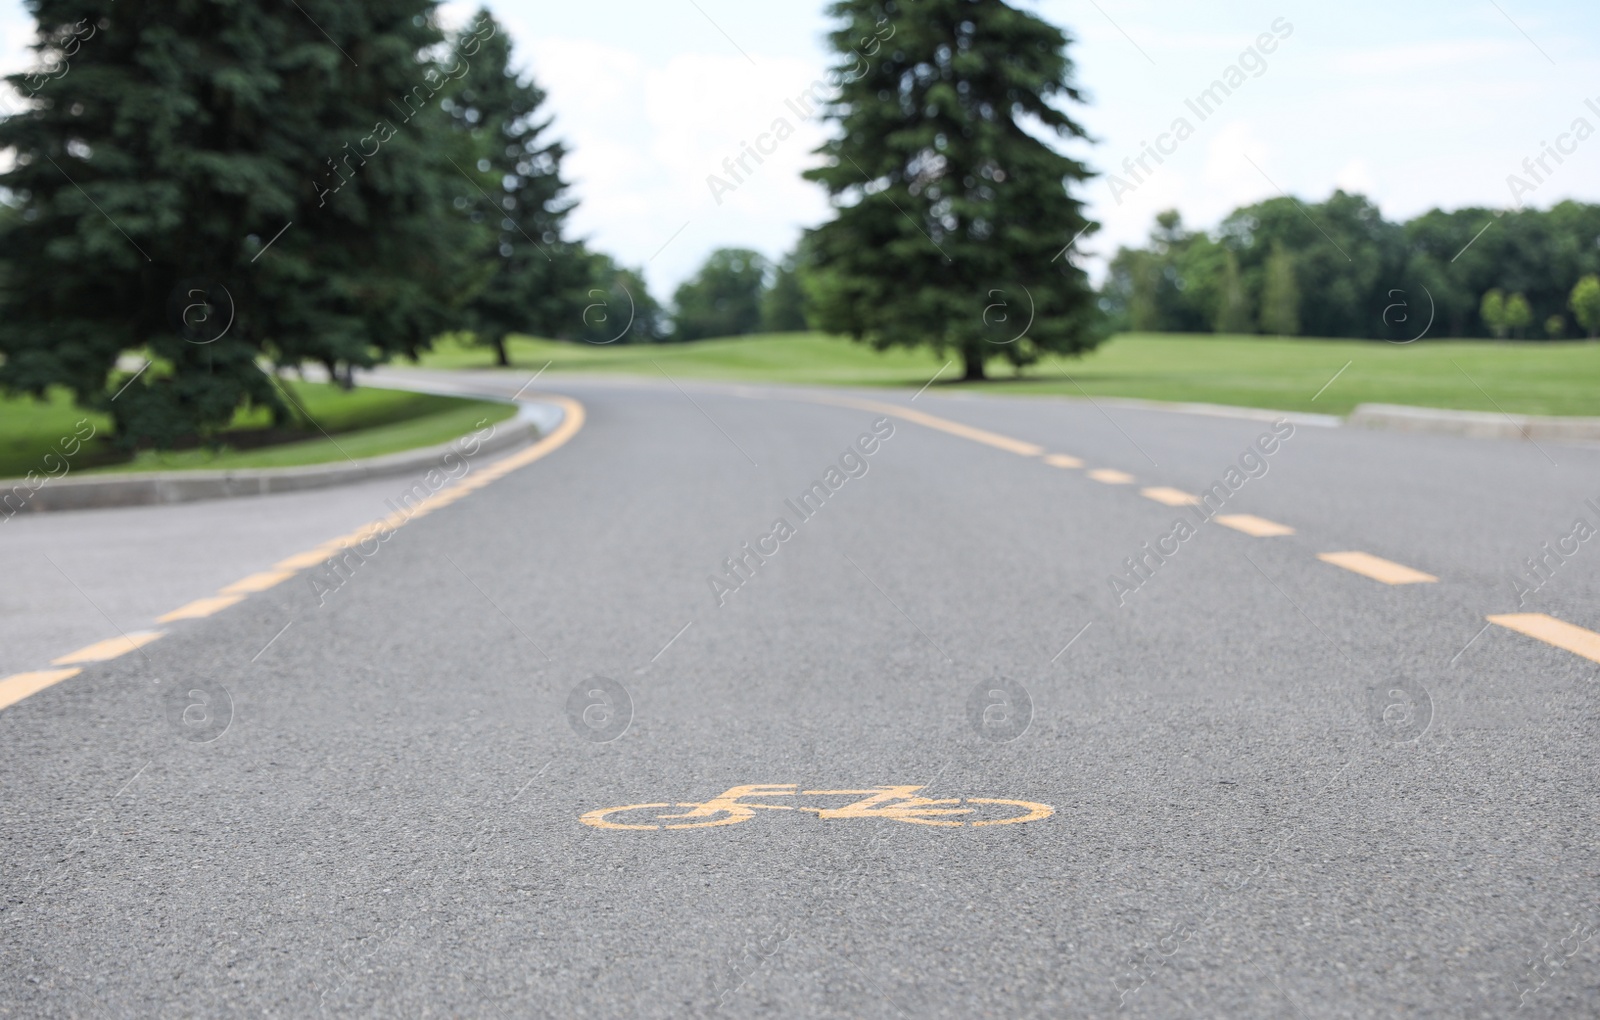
[2,372,1598,1018]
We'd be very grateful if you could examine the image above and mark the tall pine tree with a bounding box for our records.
[804,0,1102,380]
[0,0,488,447]
[445,9,586,366]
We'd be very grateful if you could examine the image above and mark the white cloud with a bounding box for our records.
[1335,158,1378,196]
[524,38,832,299]
[1200,121,1277,215]
[3,0,1599,301]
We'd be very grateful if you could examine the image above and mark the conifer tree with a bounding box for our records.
[762,251,810,333]
[445,8,587,365]
[803,0,1102,380]
[0,0,487,447]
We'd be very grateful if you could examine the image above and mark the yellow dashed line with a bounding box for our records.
[1487,613,1600,665]
[789,395,1448,602]
[1214,514,1296,537]
[157,594,246,622]
[0,669,82,711]
[1317,551,1437,585]
[802,394,1045,457]
[51,631,164,665]
[1141,486,1200,507]
[221,570,298,594]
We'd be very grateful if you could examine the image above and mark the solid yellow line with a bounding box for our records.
[284,395,590,563]
[1087,468,1135,485]
[157,594,246,622]
[1317,551,1437,585]
[51,631,164,665]
[1141,486,1200,507]
[221,570,298,594]
[803,394,1045,457]
[1487,613,1600,665]
[171,396,586,626]
[1214,514,1296,538]
[4,398,589,717]
[0,669,82,711]
[1043,454,1083,469]
[274,544,348,570]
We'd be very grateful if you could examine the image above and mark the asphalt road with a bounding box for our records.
[3,369,1599,1019]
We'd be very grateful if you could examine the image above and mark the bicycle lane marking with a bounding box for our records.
[579,783,1055,831]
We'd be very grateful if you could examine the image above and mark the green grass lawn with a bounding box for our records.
[0,382,514,480]
[6,331,1591,481]
[417,331,1600,417]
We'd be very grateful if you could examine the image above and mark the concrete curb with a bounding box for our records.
[1,400,551,515]
[1052,395,1341,429]
[1348,403,1600,442]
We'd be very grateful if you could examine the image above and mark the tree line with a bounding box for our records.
[0,0,681,448]
[0,0,1180,451]
[1102,194,1600,341]
[5,0,1593,456]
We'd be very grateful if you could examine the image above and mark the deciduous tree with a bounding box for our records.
[1258,242,1300,336]
[1481,289,1508,339]
[672,248,769,341]
[1571,274,1600,338]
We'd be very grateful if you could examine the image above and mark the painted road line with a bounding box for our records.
[1487,613,1600,665]
[51,631,164,665]
[0,669,82,711]
[262,398,588,594]
[1088,469,1135,485]
[2,395,590,718]
[1317,551,1437,585]
[221,570,298,594]
[803,394,1045,457]
[1214,514,1296,537]
[230,397,583,586]
[1141,486,1200,507]
[157,594,247,622]
[1044,454,1084,469]
[273,398,586,565]
[275,545,348,571]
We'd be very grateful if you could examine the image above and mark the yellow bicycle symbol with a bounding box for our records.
[581,784,1053,831]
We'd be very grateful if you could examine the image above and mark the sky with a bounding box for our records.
[2,1,1597,301]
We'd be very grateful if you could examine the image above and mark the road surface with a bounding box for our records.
[2,370,1598,1018]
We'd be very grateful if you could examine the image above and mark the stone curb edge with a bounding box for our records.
[1,390,560,515]
[1347,403,1600,442]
